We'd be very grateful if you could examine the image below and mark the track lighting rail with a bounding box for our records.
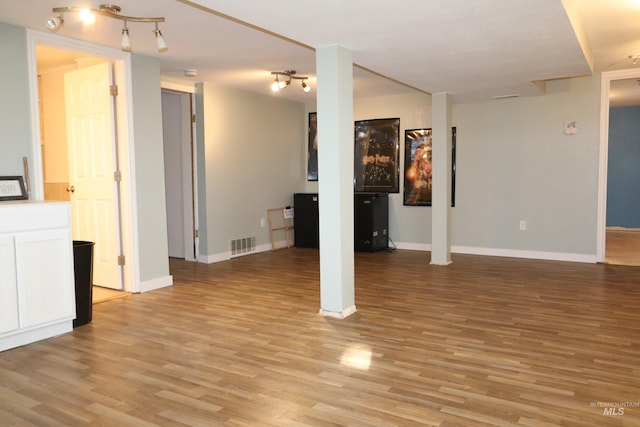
[52,5,164,23]
[47,4,167,53]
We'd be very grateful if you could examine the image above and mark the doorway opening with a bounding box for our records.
[598,70,640,266]
[603,77,640,266]
[161,89,197,262]
[38,48,124,291]
[27,30,139,294]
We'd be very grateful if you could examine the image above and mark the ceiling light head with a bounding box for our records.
[121,25,131,52]
[46,15,63,32]
[78,8,96,24]
[271,78,281,92]
[154,23,168,53]
[302,80,311,93]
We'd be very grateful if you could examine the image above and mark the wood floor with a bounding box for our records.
[1,249,639,426]
[606,228,640,266]
[92,286,129,304]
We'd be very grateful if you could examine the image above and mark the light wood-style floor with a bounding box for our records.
[1,249,639,426]
[606,228,640,266]
[92,286,129,304]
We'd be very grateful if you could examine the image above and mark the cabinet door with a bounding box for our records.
[0,235,19,334]
[293,193,319,248]
[15,229,75,329]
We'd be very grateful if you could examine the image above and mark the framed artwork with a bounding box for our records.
[452,127,457,207]
[307,112,318,181]
[354,118,400,193]
[0,176,28,201]
[403,127,456,206]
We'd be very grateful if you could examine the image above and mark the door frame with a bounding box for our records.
[161,81,200,261]
[597,68,640,262]
[26,30,141,293]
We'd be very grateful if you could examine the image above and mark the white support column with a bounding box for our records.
[316,45,356,318]
[431,92,452,265]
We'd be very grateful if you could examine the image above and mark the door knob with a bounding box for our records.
[66,185,75,193]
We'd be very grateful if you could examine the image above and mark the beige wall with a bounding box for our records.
[40,70,69,184]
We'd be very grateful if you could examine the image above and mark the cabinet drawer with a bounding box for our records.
[0,202,70,233]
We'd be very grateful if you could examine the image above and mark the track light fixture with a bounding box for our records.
[270,70,312,93]
[47,4,167,53]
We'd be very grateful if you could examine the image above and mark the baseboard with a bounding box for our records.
[268,240,293,251]
[197,242,281,264]
[197,239,595,264]
[395,241,597,263]
[319,305,357,319]
[139,275,173,293]
[235,242,273,257]
[198,252,229,264]
[0,320,72,352]
[395,241,431,251]
[452,245,597,263]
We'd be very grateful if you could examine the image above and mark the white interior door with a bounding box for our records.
[65,62,122,290]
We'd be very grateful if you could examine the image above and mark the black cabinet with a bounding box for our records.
[354,193,388,252]
[293,193,319,248]
[293,192,389,251]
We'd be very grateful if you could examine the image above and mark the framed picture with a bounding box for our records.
[451,126,457,207]
[403,127,456,206]
[0,176,28,201]
[354,118,400,193]
[307,112,318,181]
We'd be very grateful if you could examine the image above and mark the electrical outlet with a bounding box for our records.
[260,218,265,227]
[519,220,527,231]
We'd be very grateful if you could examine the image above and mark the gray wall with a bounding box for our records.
[0,22,33,177]
[607,106,640,228]
[130,54,170,281]
[304,76,601,257]
[453,76,601,255]
[196,82,305,259]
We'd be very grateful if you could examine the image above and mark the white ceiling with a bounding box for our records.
[3,0,640,105]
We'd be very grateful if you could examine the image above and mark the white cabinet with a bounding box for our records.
[0,235,19,334]
[0,201,75,352]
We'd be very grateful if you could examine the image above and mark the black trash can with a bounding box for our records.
[72,241,94,328]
